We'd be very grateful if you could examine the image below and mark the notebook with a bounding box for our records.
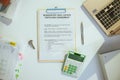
[0,40,19,80]
[98,50,120,80]
[83,0,120,36]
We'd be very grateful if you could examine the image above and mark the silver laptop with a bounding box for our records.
[83,0,120,36]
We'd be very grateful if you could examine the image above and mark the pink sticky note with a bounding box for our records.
[0,35,2,38]
[18,53,24,60]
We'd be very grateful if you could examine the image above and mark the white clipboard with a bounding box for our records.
[37,7,77,62]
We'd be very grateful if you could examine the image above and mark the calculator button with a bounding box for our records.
[67,71,71,73]
[63,66,68,72]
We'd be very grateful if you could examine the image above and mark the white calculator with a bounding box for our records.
[62,51,86,77]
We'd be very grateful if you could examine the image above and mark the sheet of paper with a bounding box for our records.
[0,40,19,80]
[37,8,76,62]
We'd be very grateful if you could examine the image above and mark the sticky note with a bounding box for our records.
[9,41,16,46]
[18,53,23,60]
[15,74,19,79]
[0,35,2,38]
[15,69,19,73]
[19,64,22,66]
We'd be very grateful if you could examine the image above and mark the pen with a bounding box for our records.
[81,22,84,45]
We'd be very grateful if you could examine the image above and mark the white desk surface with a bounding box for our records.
[0,0,104,80]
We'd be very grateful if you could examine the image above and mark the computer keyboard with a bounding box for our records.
[95,0,120,30]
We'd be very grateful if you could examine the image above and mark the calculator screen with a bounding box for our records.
[68,54,84,62]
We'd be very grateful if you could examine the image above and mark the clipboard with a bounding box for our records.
[37,7,76,62]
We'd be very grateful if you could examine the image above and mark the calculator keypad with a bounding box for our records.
[62,59,82,77]
[63,64,77,74]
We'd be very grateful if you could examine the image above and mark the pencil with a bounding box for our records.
[81,22,84,45]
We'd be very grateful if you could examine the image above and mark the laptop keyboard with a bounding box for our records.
[95,0,120,30]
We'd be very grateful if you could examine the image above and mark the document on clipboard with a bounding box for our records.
[37,8,76,62]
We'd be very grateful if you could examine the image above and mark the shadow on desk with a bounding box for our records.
[78,54,104,80]
[78,6,120,80]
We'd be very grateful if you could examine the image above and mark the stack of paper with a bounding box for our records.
[0,40,19,80]
[99,50,120,80]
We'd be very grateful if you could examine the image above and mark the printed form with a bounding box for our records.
[37,8,76,62]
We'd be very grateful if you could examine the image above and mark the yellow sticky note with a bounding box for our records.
[9,41,16,46]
